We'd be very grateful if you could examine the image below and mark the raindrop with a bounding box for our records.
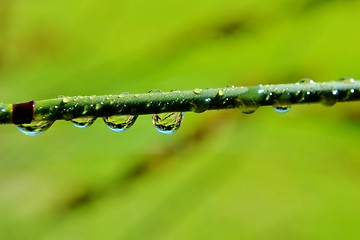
[17,120,54,136]
[193,88,203,94]
[217,89,226,97]
[103,115,138,132]
[320,88,338,106]
[62,96,71,103]
[152,112,184,135]
[273,92,292,113]
[340,77,355,83]
[236,99,259,114]
[190,98,211,113]
[273,105,291,113]
[298,78,315,84]
[71,116,96,128]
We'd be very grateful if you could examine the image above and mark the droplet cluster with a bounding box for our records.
[14,78,358,136]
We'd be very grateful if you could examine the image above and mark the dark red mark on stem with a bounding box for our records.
[12,100,35,124]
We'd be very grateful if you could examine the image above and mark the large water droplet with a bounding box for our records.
[17,120,54,136]
[71,116,96,128]
[103,115,138,132]
[152,112,184,134]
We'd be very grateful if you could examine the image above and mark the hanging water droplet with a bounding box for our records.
[193,88,203,94]
[152,112,184,135]
[103,115,137,132]
[71,116,96,128]
[298,78,315,84]
[320,88,338,106]
[190,98,211,113]
[273,105,291,113]
[236,99,259,114]
[17,120,54,136]
[273,92,292,113]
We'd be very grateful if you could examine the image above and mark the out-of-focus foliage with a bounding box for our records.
[1,0,360,239]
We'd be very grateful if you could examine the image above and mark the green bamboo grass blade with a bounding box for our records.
[1,79,359,135]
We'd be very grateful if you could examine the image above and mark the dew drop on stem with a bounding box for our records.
[71,116,97,128]
[320,88,338,106]
[298,78,315,84]
[103,115,138,132]
[339,77,355,83]
[152,112,184,135]
[17,120,54,136]
[190,98,211,113]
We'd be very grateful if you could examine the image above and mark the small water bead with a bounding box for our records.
[340,77,355,83]
[62,96,71,103]
[217,89,226,97]
[193,88,203,94]
[17,120,54,136]
[152,112,184,135]
[298,78,315,84]
[71,116,97,128]
[103,115,137,132]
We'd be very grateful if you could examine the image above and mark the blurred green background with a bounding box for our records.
[1,0,360,239]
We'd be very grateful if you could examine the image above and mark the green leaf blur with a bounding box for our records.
[1,0,360,239]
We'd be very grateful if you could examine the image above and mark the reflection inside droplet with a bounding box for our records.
[273,106,291,113]
[71,116,97,128]
[17,120,54,136]
[152,112,184,134]
[103,115,138,132]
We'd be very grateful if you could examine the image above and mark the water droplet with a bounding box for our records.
[62,97,71,103]
[273,92,292,113]
[320,88,338,106]
[152,112,184,135]
[217,89,226,97]
[95,102,103,110]
[71,116,96,128]
[193,88,203,94]
[103,115,137,132]
[298,78,315,84]
[340,77,355,83]
[17,120,54,136]
[190,98,211,113]
[273,106,291,113]
[236,99,259,114]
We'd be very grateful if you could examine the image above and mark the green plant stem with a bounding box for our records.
[1,80,359,124]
